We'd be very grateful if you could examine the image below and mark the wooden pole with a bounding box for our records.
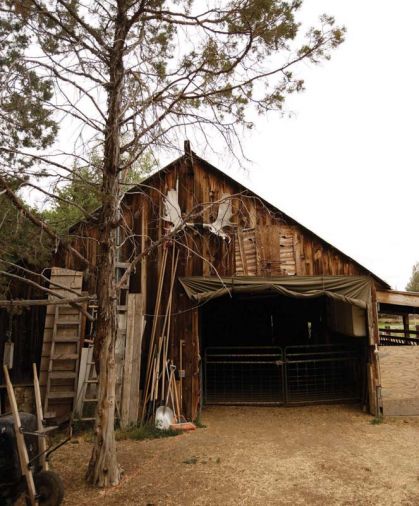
[32,363,48,471]
[3,366,38,505]
[179,339,184,413]
[161,248,179,401]
[142,247,168,418]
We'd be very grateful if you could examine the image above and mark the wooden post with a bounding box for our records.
[120,295,134,429]
[3,366,38,505]
[129,294,144,424]
[33,363,48,471]
[403,314,410,340]
[367,284,380,416]
[179,339,185,413]
[237,229,248,275]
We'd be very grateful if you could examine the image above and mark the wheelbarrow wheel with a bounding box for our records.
[30,470,64,506]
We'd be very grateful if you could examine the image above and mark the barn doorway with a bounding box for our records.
[201,294,368,406]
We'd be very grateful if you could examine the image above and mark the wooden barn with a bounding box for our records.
[3,142,419,422]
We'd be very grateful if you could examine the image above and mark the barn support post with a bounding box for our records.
[191,307,200,421]
[367,283,381,416]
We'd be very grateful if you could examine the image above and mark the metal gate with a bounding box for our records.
[204,344,362,405]
[205,347,284,404]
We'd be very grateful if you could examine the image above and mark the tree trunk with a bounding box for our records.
[86,6,127,487]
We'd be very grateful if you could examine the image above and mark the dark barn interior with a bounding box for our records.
[201,294,368,407]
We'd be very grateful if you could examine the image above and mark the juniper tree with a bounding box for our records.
[0,0,345,487]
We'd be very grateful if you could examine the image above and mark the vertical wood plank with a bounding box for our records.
[128,294,144,425]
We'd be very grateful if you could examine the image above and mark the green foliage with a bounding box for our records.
[116,422,180,441]
[42,152,156,234]
[0,182,52,297]
[41,167,102,236]
[0,5,57,168]
[406,262,419,292]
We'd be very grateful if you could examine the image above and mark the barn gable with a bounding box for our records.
[63,147,389,288]
[121,150,389,287]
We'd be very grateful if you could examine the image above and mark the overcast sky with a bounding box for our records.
[200,0,418,290]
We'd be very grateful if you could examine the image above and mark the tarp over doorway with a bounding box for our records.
[180,275,374,309]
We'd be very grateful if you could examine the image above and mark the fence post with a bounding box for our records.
[403,314,410,340]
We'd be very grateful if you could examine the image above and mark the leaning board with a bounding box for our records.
[379,346,419,416]
[40,267,83,419]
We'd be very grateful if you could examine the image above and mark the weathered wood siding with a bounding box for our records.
[58,154,384,419]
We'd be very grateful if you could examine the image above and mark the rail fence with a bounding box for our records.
[379,326,419,346]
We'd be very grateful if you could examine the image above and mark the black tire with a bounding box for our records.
[33,471,64,506]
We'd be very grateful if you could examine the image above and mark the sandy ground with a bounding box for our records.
[49,405,418,506]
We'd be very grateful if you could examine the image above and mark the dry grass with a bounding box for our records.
[46,405,419,505]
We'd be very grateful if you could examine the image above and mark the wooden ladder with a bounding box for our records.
[43,303,82,419]
[74,302,129,422]
[74,346,98,421]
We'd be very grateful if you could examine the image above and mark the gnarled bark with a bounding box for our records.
[86,3,127,486]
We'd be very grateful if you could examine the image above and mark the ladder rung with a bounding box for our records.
[83,398,98,402]
[79,417,95,421]
[49,371,77,379]
[116,262,130,268]
[86,379,98,384]
[46,391,76,399]
[53,337,80,343]
[52,354,79,360]
[54,336,81,343]
[55,320,80,326]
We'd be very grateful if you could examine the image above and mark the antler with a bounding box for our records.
[206,193,234,240]
[163,189,183,231]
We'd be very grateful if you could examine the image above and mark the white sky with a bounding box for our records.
[202,0,419,290]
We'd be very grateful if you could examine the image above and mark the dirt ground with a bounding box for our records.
[50,405,418,505]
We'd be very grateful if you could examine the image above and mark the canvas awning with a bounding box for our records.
[180,275,374,308]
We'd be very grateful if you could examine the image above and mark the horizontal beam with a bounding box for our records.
[377,289,419,309]
[0,295,95,308]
